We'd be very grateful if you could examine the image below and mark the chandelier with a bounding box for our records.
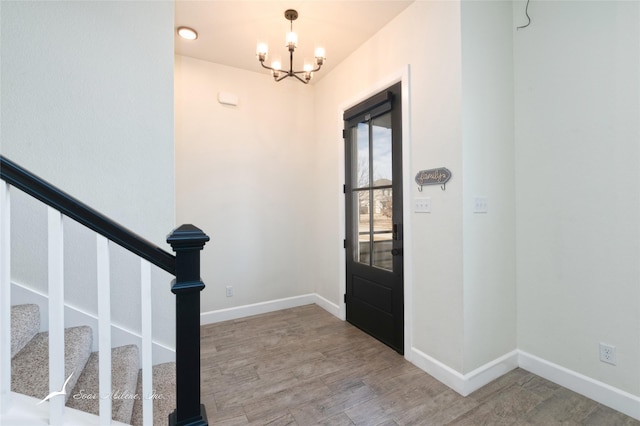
[256,9,326,84]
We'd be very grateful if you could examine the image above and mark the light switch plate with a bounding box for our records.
[474,197,488,213]
[415,197,432,213]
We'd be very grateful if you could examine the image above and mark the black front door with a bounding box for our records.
[344,83,403,353]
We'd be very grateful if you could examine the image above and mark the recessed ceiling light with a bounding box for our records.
[177,27,198,40]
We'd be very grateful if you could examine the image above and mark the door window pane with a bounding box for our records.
[353,123,369,188]
[372,188,393,271]
[372,235,393,271]
[372,113,392,186]
[372,188,393,232]
[355,190,370,265]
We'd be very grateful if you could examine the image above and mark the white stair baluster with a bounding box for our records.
[96,235,111,426]
[140,259,153,426]
[47,207,64,425]
[0,183,11,415]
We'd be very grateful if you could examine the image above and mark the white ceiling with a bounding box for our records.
[174,1,415,83]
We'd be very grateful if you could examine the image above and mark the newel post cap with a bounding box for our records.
[167,224,210,251]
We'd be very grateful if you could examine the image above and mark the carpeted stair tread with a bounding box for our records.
[67,344,140,424]
[11,325,92,404]
[130,362,176,426]
[11,304,40,358]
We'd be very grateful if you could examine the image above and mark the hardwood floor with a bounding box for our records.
[200,304,639,425]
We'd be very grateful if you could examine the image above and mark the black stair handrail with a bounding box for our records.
[0,155,176,275]
[1,155,210,425]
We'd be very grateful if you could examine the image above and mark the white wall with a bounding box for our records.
[174,56,316,313]
[515,0,640,395]
[1,1,177,351]
[313,0,519,379]
[314,1,467,372]
[461,1,516,372]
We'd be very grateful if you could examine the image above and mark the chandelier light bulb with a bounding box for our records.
[286,31,298,49]
[315,47,326,66]
[257,43,269,55]
[303,64,312,82]
[256,43,268,62]
[271,60,282,71]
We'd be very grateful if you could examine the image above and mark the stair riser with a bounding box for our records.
[11,326,92,405]
[11,303,176,425]
[11,282,175,364]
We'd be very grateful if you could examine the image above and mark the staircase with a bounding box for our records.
[1,155,209,425]
[10,304,175,425]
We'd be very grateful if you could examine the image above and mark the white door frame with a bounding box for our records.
[338,65,413,357]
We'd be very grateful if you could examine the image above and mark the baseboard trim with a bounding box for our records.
[518,350,640,421]
[312,293,341,318]
[408,347,519,396]
[463,350,520,396]
[407,347,640,420]
[200,294,320,325]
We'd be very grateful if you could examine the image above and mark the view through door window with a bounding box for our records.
[353,113,393,271]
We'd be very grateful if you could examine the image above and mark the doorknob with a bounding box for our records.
[391,248,402,256]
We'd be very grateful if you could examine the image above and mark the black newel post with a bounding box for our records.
[167,224,210,426]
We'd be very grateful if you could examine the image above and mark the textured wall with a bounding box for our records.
[2,1,177,352]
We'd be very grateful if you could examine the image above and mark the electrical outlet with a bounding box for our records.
[226,286,233,297]
[599,343,616,365]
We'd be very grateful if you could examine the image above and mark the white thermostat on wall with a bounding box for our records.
[218,91,238,106]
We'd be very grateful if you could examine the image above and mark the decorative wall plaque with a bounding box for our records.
[415,167,452,191]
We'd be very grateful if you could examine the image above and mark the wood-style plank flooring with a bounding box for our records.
[200,304,639,425]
